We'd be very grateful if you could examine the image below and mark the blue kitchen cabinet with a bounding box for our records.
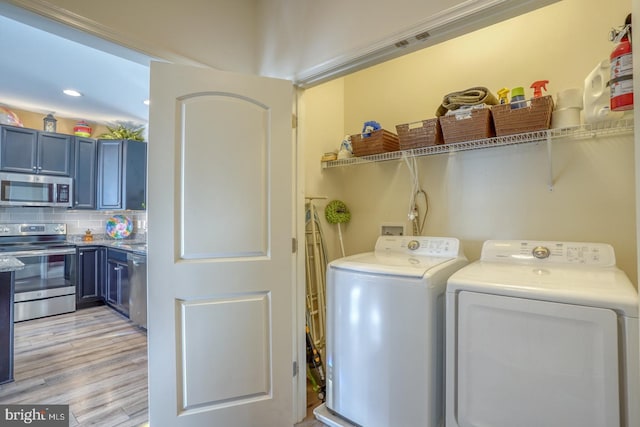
[76,246,104,308]
[73,137,97,209]
[0,125,73,176]
[0,271,15,384]
[97,139,146,210]
[105,248,130,317]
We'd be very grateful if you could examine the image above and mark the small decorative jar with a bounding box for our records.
[74,121,92,137]
[82,229,94,242]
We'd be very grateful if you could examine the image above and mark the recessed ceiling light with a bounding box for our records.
[63,89,83,97]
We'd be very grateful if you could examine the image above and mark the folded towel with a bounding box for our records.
[436,86,499,117]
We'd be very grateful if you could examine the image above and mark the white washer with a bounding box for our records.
[314,235,468,427]
[445,240,639,427]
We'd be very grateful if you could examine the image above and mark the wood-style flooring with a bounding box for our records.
[0,306,327,427]
[0,306,148,426]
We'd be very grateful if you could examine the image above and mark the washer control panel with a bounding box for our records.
[532,246,551,259]
[481,240,616,267]
[375,235,461,258]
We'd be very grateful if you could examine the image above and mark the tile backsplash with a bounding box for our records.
[0,208,147,239]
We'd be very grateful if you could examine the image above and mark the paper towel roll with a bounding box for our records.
[556,88,584,109]
[552,107,581,129]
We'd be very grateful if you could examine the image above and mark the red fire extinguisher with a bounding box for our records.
[610,14,633,111]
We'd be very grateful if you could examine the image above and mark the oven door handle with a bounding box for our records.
[4,247,77,257]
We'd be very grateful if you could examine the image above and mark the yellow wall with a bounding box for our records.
[303,0,638,284]
[4,106,109,137]
[299,80,348,259]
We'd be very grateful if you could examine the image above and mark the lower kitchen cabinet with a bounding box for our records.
[76,246,105,308]
[0,271,15,384]
[77,246,139,320]
[106,249,130,316]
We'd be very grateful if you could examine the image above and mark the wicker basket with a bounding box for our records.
[439,108,495,144]
[491,95,554,136]
[396,119,443,150]
[351,129,400,157]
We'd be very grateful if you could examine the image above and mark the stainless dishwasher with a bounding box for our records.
[127,251,147,329]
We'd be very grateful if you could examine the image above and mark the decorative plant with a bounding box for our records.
[99,122,146,141]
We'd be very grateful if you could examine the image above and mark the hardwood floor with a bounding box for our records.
[0,306,327,427]
[297,382,327,427]
[0,306,148,427]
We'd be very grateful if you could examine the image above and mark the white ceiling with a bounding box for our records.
[0,0,559,128]
[0,8,150,127]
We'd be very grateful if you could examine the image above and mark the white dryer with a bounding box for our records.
[314,235,468,427]
[445,240,639,427]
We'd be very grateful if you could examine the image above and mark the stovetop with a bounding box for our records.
[0,223,68,249]
[0,223,67,237]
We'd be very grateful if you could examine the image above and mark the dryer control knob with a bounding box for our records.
[532,246,550,259]
[407,240,420,251]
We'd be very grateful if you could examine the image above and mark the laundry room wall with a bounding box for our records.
[302,0,638,284]
[301,79,361,261]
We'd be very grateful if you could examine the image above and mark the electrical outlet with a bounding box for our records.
[380,224,405,236]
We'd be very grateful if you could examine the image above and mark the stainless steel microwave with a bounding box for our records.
[0,172,73,208]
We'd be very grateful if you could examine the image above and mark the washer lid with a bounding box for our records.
[447,261,639,317]
[330,251,461,278]
[329,235,466,278]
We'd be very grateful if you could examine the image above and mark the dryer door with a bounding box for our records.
[455,291,620,427]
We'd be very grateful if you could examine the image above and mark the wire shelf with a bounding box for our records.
[322,118,634,169]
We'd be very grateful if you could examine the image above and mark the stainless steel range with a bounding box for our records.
[0,223,76,322]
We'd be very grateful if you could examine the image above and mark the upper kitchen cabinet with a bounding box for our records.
[0,125,73,176]
[73,137,97,209]
[97,139,147,210]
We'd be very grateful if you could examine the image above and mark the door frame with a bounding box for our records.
[293,87,307,421]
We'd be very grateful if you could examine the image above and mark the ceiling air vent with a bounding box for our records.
[415,31,430,41]
[395,39,410,48]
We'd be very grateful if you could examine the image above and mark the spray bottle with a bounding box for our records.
[497,88,510,105]
[530,80,549,98]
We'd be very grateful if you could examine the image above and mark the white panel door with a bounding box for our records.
[147,62,295,427]
[455,291,620,427]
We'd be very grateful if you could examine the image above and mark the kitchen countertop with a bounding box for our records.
[0,257,24,272]
[71,238,147,255]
